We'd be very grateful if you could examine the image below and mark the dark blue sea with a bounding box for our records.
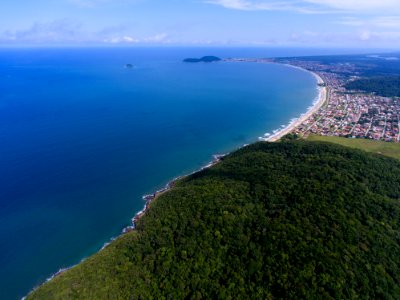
[0,47,319,299]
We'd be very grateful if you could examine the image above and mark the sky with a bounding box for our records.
[1,0,400,48]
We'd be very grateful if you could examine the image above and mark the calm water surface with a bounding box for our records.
[0,48,318,299]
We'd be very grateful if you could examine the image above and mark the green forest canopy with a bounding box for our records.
[28,141,400,299]
[345,76,400,97]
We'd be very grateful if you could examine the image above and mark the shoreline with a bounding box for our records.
[24,154,228,299]
[123,63,328,234]
[265,66,328,142]
[129,153,227,229]
[223,59,328,143]
[25,60,325,299]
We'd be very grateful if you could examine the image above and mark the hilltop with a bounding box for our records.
[28,141,400,299]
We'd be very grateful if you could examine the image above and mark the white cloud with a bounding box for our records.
[286,29,400,46]
[0,20,84,43]
[143,33,168,42]
[207,0,400,13]
[359,30,371,41]
[103,33,169,44]
[103,36,139,43]
[205,0,294,11]
[355,30,400,44]
[304,0,400,11]
[338,16,400,28]
[0,20,169,45]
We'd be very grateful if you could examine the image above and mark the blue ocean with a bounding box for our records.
[0,47,319,299]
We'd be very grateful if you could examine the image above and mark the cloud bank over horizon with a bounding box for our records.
[0,0,399,48]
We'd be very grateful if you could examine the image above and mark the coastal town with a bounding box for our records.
[226,57,400,143]
[283,59,400,142]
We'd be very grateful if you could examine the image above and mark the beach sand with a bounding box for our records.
[266,69,328,142]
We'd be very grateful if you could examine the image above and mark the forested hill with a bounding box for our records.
[28,141,400,299]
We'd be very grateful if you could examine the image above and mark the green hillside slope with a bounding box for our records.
[28,141,400,299]
[307,135,400,160]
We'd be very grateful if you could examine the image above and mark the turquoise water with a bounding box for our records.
[0,48,318,299]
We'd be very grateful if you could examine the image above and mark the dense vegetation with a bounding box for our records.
[183,56,222,63]
[29,141,400,299]
[345,76,400,97]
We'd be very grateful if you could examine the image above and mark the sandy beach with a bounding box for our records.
[266,68,328,142]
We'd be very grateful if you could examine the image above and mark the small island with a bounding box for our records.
[183,56,221,63]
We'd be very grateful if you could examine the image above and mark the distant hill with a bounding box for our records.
[28,141,400,299]
[183,56,221,63]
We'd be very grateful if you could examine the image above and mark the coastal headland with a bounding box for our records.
[32,51,400,297]
[25,57,330,297]
[28,141,400,299]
